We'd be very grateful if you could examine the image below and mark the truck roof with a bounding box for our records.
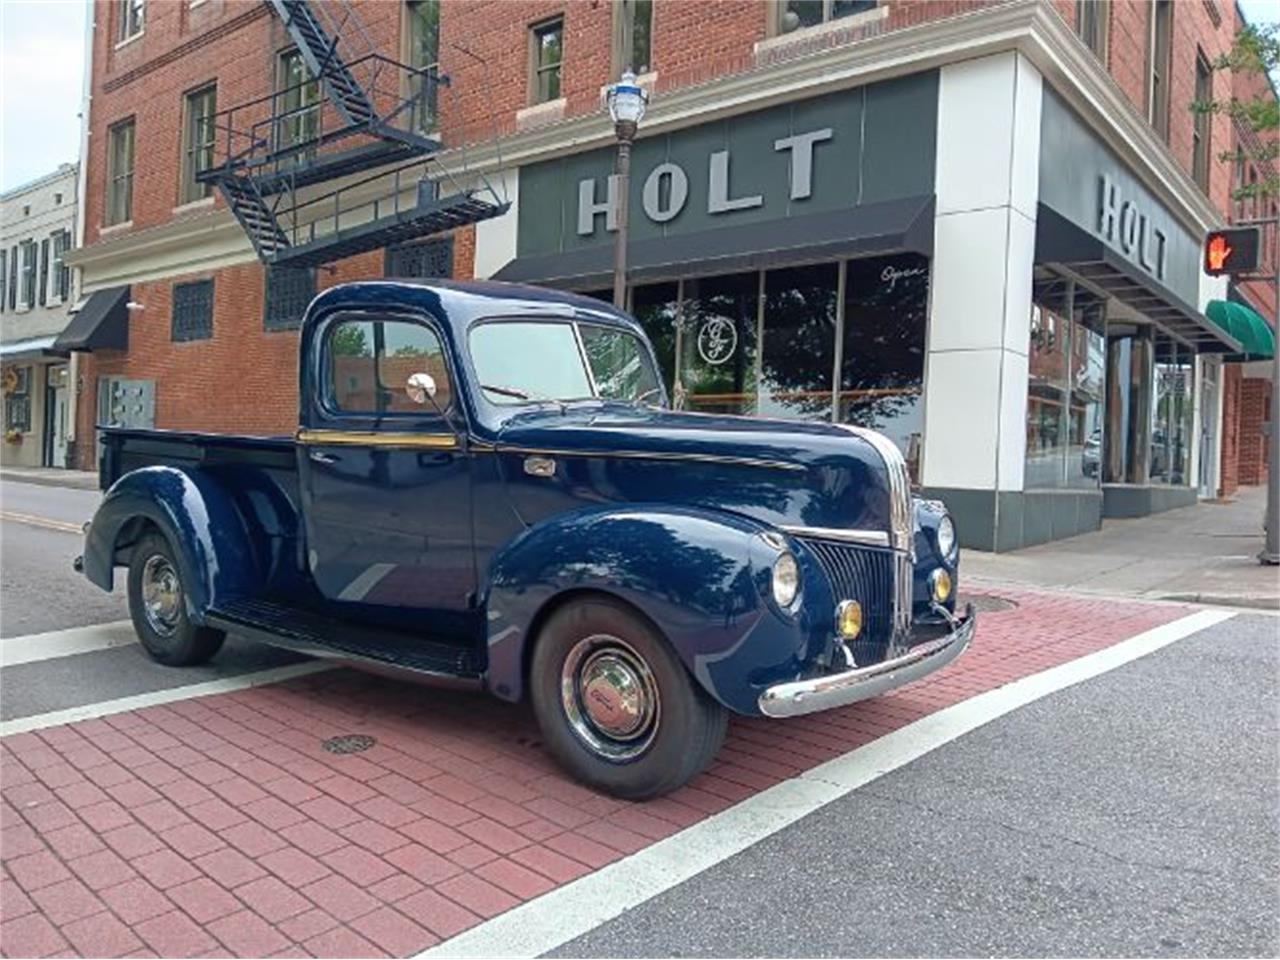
[305,278,644,342]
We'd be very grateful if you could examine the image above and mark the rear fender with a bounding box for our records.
[83,466,258,623]
[482,505,820,714]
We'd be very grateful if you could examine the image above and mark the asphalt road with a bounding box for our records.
[0,479,128,637]
[553,613,1280,958]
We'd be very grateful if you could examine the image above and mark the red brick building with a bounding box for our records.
[63,0,1277,549]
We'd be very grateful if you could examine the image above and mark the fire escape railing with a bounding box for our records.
[195,0,509,269]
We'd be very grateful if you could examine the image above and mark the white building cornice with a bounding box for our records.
[69,0,1224,288]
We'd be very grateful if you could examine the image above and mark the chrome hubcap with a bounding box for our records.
[141,555,182,638]
[561,635,660,762]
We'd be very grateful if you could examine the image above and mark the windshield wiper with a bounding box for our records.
[481,383,568,414]
[633,386,663,405]
[480,383,534,400]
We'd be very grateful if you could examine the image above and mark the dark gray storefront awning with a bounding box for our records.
[52,285,130,354]
[495,195,935,289]
[1035,206,1239,353]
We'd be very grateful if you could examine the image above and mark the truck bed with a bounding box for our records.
[99,426,297,492]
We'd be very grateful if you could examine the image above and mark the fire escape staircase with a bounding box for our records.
[198,0,509,269]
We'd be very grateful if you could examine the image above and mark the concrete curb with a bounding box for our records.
[0,470,99,492]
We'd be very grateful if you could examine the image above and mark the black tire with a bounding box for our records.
[529,596,728,800]
[127,532,225,667]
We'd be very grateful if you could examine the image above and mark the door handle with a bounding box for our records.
[309,451,340,465]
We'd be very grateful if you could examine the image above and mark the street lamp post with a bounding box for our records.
[607,71,648,310]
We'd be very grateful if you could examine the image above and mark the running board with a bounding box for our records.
[207,597,482,685]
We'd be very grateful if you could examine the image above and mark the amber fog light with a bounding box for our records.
[929,568,953,604]
[835,600,863,639]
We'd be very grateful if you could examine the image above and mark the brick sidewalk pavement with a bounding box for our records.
[0,589,1190,958]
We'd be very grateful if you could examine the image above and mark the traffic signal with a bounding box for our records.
[1203,227,1262,276]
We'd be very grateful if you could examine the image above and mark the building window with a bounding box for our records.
[0,249,6,315]
[107,118,135,225]
[18,240,37,309]
[181,84,217,203]
[1076,0,1108,61]
[264,265,315,331]
[4,367,32,433]
[386,236,453,278]
[614,0,653,74]
[405,0,439,132]
[530,17,564,104]
[276,49,321,156]
[1025,272,1107,489]
[779,0,877,33]
[1150,334,1193,485]
[6,245,16,311]
[1148,0,1172,141]
[117,0,144,42]
[172,279,214,341]
[38,238,49,307]
[51,230,71,302]
[761,262,838,423]
[1192,51,1212,193]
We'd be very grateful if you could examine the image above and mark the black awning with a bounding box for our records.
[1034,206,1239,353]
[52,285,130,354]
[494,195,936,288]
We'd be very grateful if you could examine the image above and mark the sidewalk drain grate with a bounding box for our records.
[968,594,1018,613]
[323,734,376,754]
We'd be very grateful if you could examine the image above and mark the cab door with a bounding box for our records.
[298,311,474,617]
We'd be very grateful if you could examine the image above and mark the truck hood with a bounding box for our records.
[490,403,897,534]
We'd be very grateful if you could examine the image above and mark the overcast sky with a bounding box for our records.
[0,0,1276,194]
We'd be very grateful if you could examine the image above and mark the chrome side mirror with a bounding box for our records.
[405,372,437,405]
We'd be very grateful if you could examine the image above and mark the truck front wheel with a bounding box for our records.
[530,596,728,800]
[127,533,225,666]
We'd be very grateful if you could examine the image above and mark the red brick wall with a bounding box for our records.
[1238,376,1272,486]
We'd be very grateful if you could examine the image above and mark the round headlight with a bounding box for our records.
[936,515,957,559]
[772,551,800,608]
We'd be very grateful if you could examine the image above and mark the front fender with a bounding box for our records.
[83,466,259,623]
[482,504,821,715]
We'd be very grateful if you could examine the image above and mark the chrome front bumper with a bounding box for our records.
[757,603,976,718]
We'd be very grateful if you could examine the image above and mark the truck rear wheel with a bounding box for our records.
[127,533,225,666]
[530,596,728,800]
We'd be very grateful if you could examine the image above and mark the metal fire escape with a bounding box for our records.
[198,0,509,269]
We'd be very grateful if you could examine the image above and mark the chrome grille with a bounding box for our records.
[833,424,914,644]
[798,537,896,664]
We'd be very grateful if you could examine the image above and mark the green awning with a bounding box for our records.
[1206,300,1275,359]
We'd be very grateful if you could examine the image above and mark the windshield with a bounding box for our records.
[470,320,662,405]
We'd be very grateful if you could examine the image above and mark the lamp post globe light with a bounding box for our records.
[607,70,649,309]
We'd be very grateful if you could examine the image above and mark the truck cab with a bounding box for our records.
[81,279,974,799]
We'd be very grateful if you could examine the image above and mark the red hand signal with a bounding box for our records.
[1207,234,1232,272]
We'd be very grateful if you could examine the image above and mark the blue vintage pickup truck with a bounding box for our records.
[79,279,973,798]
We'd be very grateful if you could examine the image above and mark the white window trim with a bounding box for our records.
[16,241,37,313]
[114,29,144,51]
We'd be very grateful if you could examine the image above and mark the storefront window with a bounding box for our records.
[1026,275,1071,488]
[759,263,838,422]
[840,254,928,479]
[1151,335,1194,485]
[679,272,759,416]
[630,282,679,396]
[1026,273,1108,489]
[1067,286,1106,488]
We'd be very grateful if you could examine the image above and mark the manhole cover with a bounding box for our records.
[967,594,1018,613]
[322,734,376,755]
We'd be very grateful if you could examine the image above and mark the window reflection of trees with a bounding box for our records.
[679,273,759,416]
[760,264,837,422]
[840,255,929,481]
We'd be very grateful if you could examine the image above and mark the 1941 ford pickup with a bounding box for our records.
[78,279,974,799]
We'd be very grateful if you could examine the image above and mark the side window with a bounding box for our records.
[326,317,453,416]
